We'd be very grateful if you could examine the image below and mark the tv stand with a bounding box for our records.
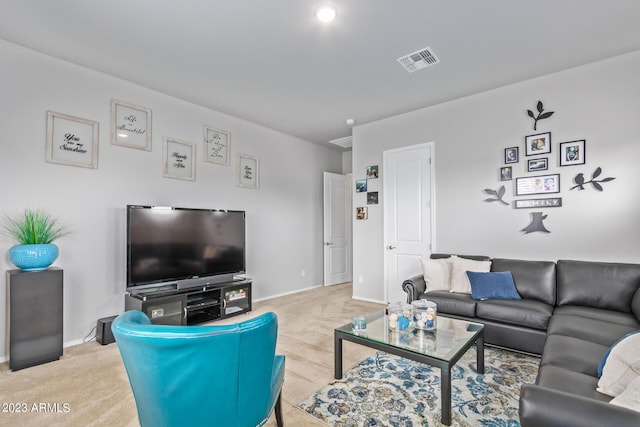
[125,279,251,325]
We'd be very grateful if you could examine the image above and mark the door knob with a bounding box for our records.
[387,245,396,250]
[324,242,333,246]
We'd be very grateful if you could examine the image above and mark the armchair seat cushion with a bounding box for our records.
[476,299,553,330]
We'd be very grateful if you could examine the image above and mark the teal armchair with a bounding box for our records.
[112,310,285,427]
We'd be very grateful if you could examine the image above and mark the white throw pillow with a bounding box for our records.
[420,257,452,291]
[449,255,491,294]
[597,332,640,397]
[610,375,640,412]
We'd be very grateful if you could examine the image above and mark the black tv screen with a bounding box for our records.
[126,205,246,289]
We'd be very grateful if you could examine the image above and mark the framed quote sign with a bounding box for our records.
[110,99,152,151]
[46,111,99,169]
[237,154,259,189]
[203,126,230,165]
[163,137,195,181]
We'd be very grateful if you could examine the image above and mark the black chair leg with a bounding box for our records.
[275,392,283,427]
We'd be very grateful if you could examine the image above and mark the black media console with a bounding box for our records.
[125,279,252,325]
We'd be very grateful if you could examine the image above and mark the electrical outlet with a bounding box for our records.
[301,269,306,277]
[358,275,364,284]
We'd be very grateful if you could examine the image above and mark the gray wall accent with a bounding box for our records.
[353,51,640,302]
[0,40,342,357]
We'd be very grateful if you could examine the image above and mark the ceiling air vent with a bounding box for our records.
[329,136,352,148]
[397,46,439,73]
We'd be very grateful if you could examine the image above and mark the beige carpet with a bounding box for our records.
[0,283,382,426]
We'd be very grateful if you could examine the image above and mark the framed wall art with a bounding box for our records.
[163,137,195,181]
[500,166,512,181]
[516,173,560,196]
[505,147,519,164]
[237,154,259,189]
[527,157,548,172]
[366,165,379,178]
[525,132,551,156]
[356,207,368,220]
[46,111,99,169]
[355,179,367,193]
[514,198,562,209]
[203,126,230,165]
[367,192,379,204]
[559,140,586,166]
[110,99,151,151]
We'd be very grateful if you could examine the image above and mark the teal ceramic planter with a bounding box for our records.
[8,244,59,271]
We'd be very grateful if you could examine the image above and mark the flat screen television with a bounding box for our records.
[126,205,246,290]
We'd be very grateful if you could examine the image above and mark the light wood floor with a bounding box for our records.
[0,282,383,426]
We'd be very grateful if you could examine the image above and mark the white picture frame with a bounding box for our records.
[237,154,259,189]
[46,111,99,169]
[203,125,230,165]
[163,137,195,181]
[110,99,152,151]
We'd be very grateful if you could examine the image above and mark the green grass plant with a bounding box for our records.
[2,208,69,244]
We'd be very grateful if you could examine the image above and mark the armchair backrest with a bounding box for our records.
[112,310,280,427]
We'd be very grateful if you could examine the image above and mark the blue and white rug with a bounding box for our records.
[296,347,539,426]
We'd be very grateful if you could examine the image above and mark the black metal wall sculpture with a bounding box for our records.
[527,101,554,131]
[570,167,616,191]
[521,212,551,234]
[483,186,509,205]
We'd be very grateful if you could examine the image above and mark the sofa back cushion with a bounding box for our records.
[430,253,490,262]
[557,260,640,313]
[490,258,556,305]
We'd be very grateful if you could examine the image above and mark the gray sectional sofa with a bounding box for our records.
[402,254,640,427]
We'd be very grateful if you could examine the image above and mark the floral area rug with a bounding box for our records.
[296,347,539,426]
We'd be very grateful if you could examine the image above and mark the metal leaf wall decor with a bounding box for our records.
[570,167,616,191]
[483,186,509,205]
[527,101,554,131]
[521,212,551,234]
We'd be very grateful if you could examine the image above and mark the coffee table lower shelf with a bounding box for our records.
[334,313,484,426]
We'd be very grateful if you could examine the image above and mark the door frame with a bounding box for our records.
[382,142,436,302]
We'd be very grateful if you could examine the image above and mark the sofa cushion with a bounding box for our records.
[633,287,640,322]
[557,260,640,313]
[491,258,556,305]
[598,332,640,397]
[467,271,521,300]
[541,334,609,376]
[536,365,611,402]
[547,312,639,347]
[449,255,491,294]
[420,290,476,317]
[420,257,452,291]
[475,298,553,330]
[610,376,640,412]
[553,306,640,329]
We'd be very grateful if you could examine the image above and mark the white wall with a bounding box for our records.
[0,40,343,358]
[353,50,640,302]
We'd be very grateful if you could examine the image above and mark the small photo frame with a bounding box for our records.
[504,147,519,164]
[366,165,379,179]
[516,173,560,196]
[237,154,259,189]
[46,111,99,169]
[110,99,152,151]
[559,140,586,166]
[500,166,512,181]
[163,137,195,181]
[356,207,368,220]
[525,132,551,156]
[367,192,379,204]
[527,157,548,172]
[203,126,230,165]
[514,198,562,209]
[355,179,367,193]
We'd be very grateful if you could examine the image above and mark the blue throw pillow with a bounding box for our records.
[466,271,521,300]
[597,329,640,378]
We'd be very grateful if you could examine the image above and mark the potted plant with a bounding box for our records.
[2,208,69,271]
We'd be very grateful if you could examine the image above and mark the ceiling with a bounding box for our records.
[2,1,640,150]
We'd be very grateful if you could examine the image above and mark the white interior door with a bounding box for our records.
[323,172,352,286]
[383,143,433,303]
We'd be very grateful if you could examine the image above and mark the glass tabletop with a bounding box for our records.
[336,309,484,363]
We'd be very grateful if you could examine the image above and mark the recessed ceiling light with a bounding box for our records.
[315,4,338,22]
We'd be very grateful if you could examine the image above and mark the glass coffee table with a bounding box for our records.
[334,309,484,426]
